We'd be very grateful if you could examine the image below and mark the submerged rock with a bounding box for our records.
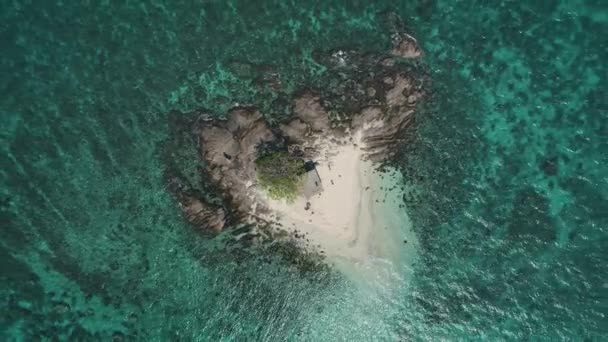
[540,157,559,176]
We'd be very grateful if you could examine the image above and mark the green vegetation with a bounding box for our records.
[255,151,305,202]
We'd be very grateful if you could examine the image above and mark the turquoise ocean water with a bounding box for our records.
[1,1,606,340]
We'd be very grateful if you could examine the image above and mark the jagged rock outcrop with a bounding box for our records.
[166,176,226,233]
[199,108,276,216]
[391,33,424,59]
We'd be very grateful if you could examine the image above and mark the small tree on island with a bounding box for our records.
[255,151,305,202]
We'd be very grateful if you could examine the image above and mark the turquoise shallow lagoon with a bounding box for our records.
[1,1,607,340]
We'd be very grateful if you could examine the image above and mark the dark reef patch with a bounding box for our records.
[508,188,556,244]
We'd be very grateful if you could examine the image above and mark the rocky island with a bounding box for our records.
[168,30,426,275]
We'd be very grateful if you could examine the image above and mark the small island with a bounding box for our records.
[169,31,426,277]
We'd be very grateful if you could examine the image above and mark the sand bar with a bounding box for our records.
[260,132,418,278]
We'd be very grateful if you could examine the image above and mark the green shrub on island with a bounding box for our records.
[255,151,305,202]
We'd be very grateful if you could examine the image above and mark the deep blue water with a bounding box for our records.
[1,1,607,340]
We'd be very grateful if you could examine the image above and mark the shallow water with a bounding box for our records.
[2,1,607,340]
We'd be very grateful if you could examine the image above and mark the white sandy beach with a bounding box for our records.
[258,131,418,281]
